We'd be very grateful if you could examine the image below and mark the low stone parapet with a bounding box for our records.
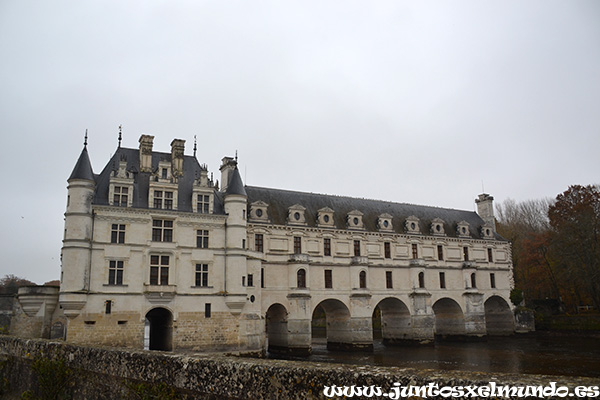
[0,336,597,399]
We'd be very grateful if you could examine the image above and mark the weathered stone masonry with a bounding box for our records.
[0,336,596,400]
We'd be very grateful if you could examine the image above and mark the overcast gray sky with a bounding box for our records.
[1,1,599,284]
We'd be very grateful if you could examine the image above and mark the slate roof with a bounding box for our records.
[226,168,247,196]
[68,147,95,181]
[245,186,503,240]
[92,146,224,213]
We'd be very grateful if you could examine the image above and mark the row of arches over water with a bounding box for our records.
[266,296,514,354]
[141,296,514,352]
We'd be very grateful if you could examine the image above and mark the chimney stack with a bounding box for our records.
[219,156,237,192]
[475,193,496,231]
[171,139,185,177]
[139,135,154,173]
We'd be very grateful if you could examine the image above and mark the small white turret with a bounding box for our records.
[59,143,95,318]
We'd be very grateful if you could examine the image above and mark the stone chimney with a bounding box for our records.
[171,139,185,177]
[139,135,154,173]
[219,156,237,192]
[475,193,496,231]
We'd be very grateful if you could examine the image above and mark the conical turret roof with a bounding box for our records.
[68,147,95,181]
[225,167,247,196]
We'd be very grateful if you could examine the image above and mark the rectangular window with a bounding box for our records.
[111,224,125,244]
[255,234,263,252]
[164,191,173,210]
[197,194,210,214]
[490,273,496,289]
[411,243,418,259]
[386,271,393,289]
[195,264,208,287]
[261,268,265,288]
[153,190,174,209]
[353,240,361,257]
[113,186,128,207]
[384,242,391,259]
[293,236,302,254]
[153,190,163,209]
[205,303,211,318]
[439,272,446,289]
[108,260,123,285]
[324,238,331,256]
[324,269,333,289]
[105,300,112,314]
[487,248,493,262]
[196,230,209,248]
[150,255,169,285]
[247,274,254,287]
[152,220,173,242]
[162,168,168,179]
[463,246,469,261]
[437,245,444,261]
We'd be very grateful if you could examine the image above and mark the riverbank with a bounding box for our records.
[1,336,599,399]
[536,313,600,331]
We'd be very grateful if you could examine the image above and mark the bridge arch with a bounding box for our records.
[484,295,514,335]
[265,303,289,353]
[312,299,367,351]
[432,298,466,338]
[144,307,173,351]
[373,297,411,344]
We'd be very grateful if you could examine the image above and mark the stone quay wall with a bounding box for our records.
[0,336,598,399]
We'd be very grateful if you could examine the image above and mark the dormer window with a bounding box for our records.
[287,204,306,225]
[249,200,269,222]
[481,224,494,239]
[457,221,471,238]
[109,159,134,208]
[156,161,173,183]
[317,207,335,227]
[113,186,128,207]
[153,190,174,209]
[431,218,446,236]
[405,215,421,234]
[347,210,364,229]
[378,213,393,232]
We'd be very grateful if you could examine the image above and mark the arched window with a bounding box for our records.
[470,273,477,288]
[297,269,306,288]
[418,271,425,289]
[359,271,367,289]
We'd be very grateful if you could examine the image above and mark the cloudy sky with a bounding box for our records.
[1,1,599,284]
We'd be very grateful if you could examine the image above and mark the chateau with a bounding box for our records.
[56,134,515,354]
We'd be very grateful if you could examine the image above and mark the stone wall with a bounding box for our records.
[1,336,598,400]
[0,296,14,334]
[66,311,144,348]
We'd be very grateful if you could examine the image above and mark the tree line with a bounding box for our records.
[496,184,600,312]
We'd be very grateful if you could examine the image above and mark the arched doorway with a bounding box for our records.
[145,308,173,351]
[484,296,514,335]
[265,303,289,354]
[373,298,411,345]
[432,298,466,338]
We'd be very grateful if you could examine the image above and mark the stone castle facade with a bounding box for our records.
[53,134,515,354]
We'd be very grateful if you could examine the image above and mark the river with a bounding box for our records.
[268,332,600,377]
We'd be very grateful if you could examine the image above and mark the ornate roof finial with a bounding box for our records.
[84,129,88,148]
[118,125,122,148]
[193,135,197,157]
[235,150,238,162]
